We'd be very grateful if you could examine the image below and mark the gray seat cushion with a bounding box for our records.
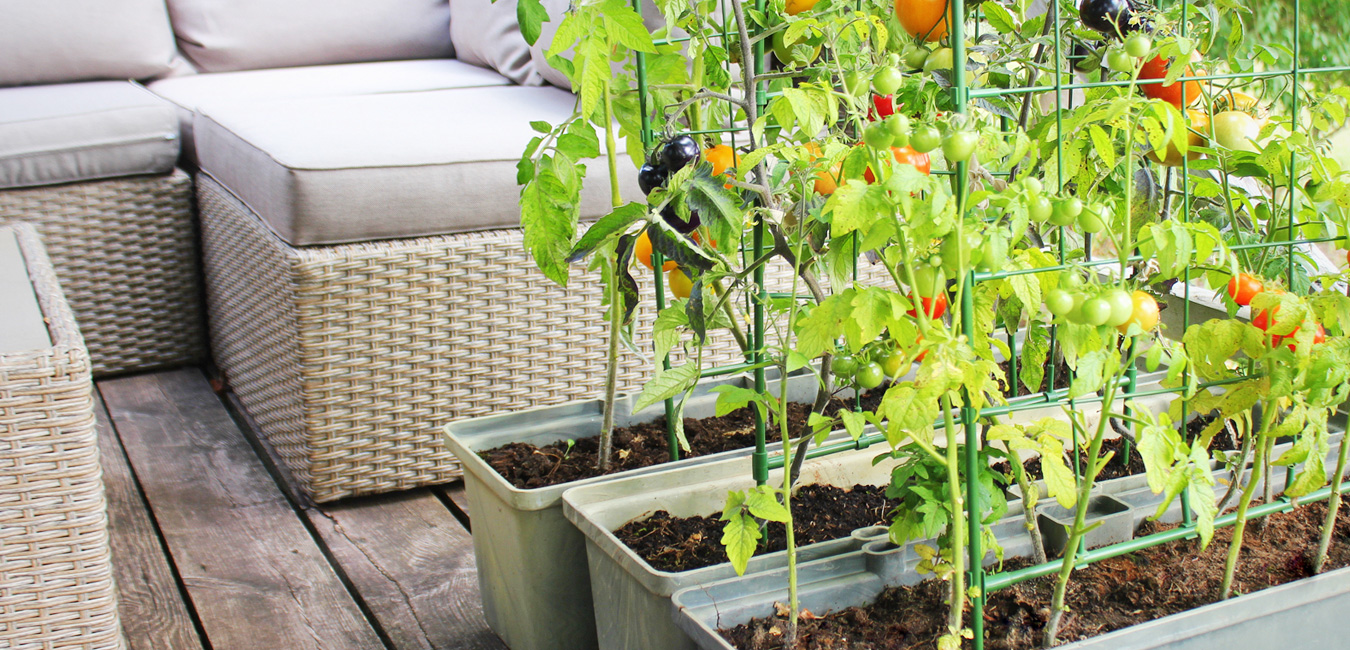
[195,86,642,246]
[0,82,179,190]
[149,59,513,162]
[165,0,454,73]
[0,228,51,354]
[0,0,179,87]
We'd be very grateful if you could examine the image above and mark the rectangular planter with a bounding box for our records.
[443,368,827,650]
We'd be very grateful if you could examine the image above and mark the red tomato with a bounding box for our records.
[907,291,948,319]
[1226,274,1263,306]
[1139,55,1202,109]
[869,94,897,121]
[1277,322,1326,351]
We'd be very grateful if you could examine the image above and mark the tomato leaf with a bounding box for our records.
[614,233,641,322]
[568,203,647,262]
[520,164,579,286]
[633,362,700,413]
[652,306,687,364]
[746,486,790,523]
[720,495,761,576]
[711,385,767,419]
[516,0,550,46]
[599,0,656,53]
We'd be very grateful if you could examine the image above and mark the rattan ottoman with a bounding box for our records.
[0,170,204,377]
[0,224,126,650]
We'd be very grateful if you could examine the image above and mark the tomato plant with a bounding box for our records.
[1139,55,1202,108]
[1226,273,1263,306]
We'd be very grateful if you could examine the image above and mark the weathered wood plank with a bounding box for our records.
[440,482,472,530]
[93,389,206,650]
[99,369,386,650]
[312,491,505,650]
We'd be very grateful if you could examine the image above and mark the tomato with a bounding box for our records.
[909,125,941,154]
[1117,290,1160,334]
[1273,322,1326,352]
[856,362,886,389]
[1104,289,1135,327]
[668,267,694,298]
[1147,109,1210,167]
[1046,289,1076,317]
[1124,33,1152,58]
[870,94,897,121]
[872,66,905,96]
[804,142,840,195]
[911,265,947,297]
[785,0,819,15]
[881,350,907,378]
[1077,203,1110,234]
[773,29,822,67]
[903,44,931,70]
[831,354,857,378]
[1140,55,1202,109]
[638,163,668,195]
[1107,48,1134,73]
[661,135,701,172]
[1050,197,1083,227]
[1213,111,1261,152]
[636,230,679,272]
[1226,273,1263,306]
[886,114,912,145]
[895,0,949,42]
[908,291,948,319]
[864,145,931,182]
[864,122,895,151]
[1028,194,1054,223]
[1061,272,1085,290]
[941,131,978,163]
[1215,90,1260,113]
[1080,296,1113,326]
[923,47,955,73]
[1251,304,1275,331]
[1079,0,1135,36]
[1023,177,1044,195]
[704,145,737,177]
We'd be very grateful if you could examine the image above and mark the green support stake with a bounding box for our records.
[751,0,769,487]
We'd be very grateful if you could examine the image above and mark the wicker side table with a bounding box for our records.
[0,224,126,650]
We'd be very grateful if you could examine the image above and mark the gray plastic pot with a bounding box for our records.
[443,369,823,650]
[557,383,1142,650]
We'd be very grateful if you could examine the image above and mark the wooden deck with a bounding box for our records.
[95,367,506,650]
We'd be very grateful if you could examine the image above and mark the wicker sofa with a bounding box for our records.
[2,0,773,502]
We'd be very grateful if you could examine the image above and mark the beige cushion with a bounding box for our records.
[450,0,543,86]
[149,59,511,163]
[0,228,51,354]
[0,82,179,190]
[0,0,178,86]
[166,0,454,73]
[195,86,642,246]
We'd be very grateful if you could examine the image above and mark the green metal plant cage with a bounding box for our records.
[629,0,1350,646]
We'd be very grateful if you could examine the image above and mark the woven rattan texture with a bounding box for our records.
[0,171,204,376]
[0,225,126,650]
[199,173,895,502]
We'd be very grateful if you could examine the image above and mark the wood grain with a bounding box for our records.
[99,369,385,650]
[311,491,505,650]
[93,389,205,650]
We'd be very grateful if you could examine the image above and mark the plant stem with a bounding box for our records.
[1221,431,1270,598]
[1044,378,1120,648]
[1216,421,1254,513]
[1314,432,1350,573]
[941,393,966,634]
[1011,453,1049,565]
[598,80,623,472]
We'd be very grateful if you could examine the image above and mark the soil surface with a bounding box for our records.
[723,501,1350,649]
[999,357,1073,398]
[614,484,898,572]
[483,386,888,489]
[994,414,1227,483]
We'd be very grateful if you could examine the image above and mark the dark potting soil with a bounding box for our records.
[483,386,889,490]
[722,501,1350,649]
[613,484,898,572]
[994,413,1227,484]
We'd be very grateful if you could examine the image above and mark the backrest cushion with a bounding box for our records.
[0,0,179,86]
[166,0,454,73]
[449,0,544,86]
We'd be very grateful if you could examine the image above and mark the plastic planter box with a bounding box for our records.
[443,369,823,650]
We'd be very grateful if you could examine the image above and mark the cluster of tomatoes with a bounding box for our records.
[831,343,912,391]
[635,136,737,298]
[1227,273,1326,352]
[1045,274,1160,334]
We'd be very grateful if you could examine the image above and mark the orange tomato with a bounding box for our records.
[785,0,820,16]
[704,145,739,189]
[895,0,949,42]
[1140,55,1202,109]
[862,145,932,183]
[1146,109,1210,167]
[804,142,841,195]
[635,230,678,272]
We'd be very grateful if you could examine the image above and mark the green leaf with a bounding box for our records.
[1286,448,1327,498]
[530,120,552,134]
[577,38,609,118]
[632,363,700,413]
[520,167,578,286]
[746,486,790,523]
[825,180,883,236]
[710,385,767,418]
[648,219,717,272]
[982,1,1016,34]
[652,305,687,364]
[600,0,656,53]
[1188,468,1218,548]
[720,503,760,576]
[568,203,647,262]
[840,409,866,441]
[1020,325,1050,394]
[1137,418,1183,494]
[683,168,744,237]
[1039,441,1077,509]
[1089,124,1116,169]
[517,0,551,45]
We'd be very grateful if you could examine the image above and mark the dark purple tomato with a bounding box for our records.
[661,205,701,234]
[638,163,668,195]
[661,135,702,173]
[1079,0,1145,37]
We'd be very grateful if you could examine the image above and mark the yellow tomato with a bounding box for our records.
[668,268,694,299]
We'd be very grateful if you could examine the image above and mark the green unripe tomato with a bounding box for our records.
[863,122,894,150]
[856,362,885,389]
[939,231,983,275]
[910,125,941,154]
[1080,296,1113,326]
[1125,33,1152,59]
[942,131,979,163]
[923,47,955,72]
[911,265,947,298]
[1022,177,1044,196]
[1060,272,1085,290]
[1051,197,1083,226]
[872,66,905,95]
[842,71,870,98]
[886,114,912,145]
[1107,48,1134,73]
[1045,289,1076,317]
[1028,194,1054,223]
[1104,289,1135,327]
[927,254,943,268]
[903,45,931,70]
[1077,204,1108,234]
[880,351,906,379]
[831,354,857,378]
